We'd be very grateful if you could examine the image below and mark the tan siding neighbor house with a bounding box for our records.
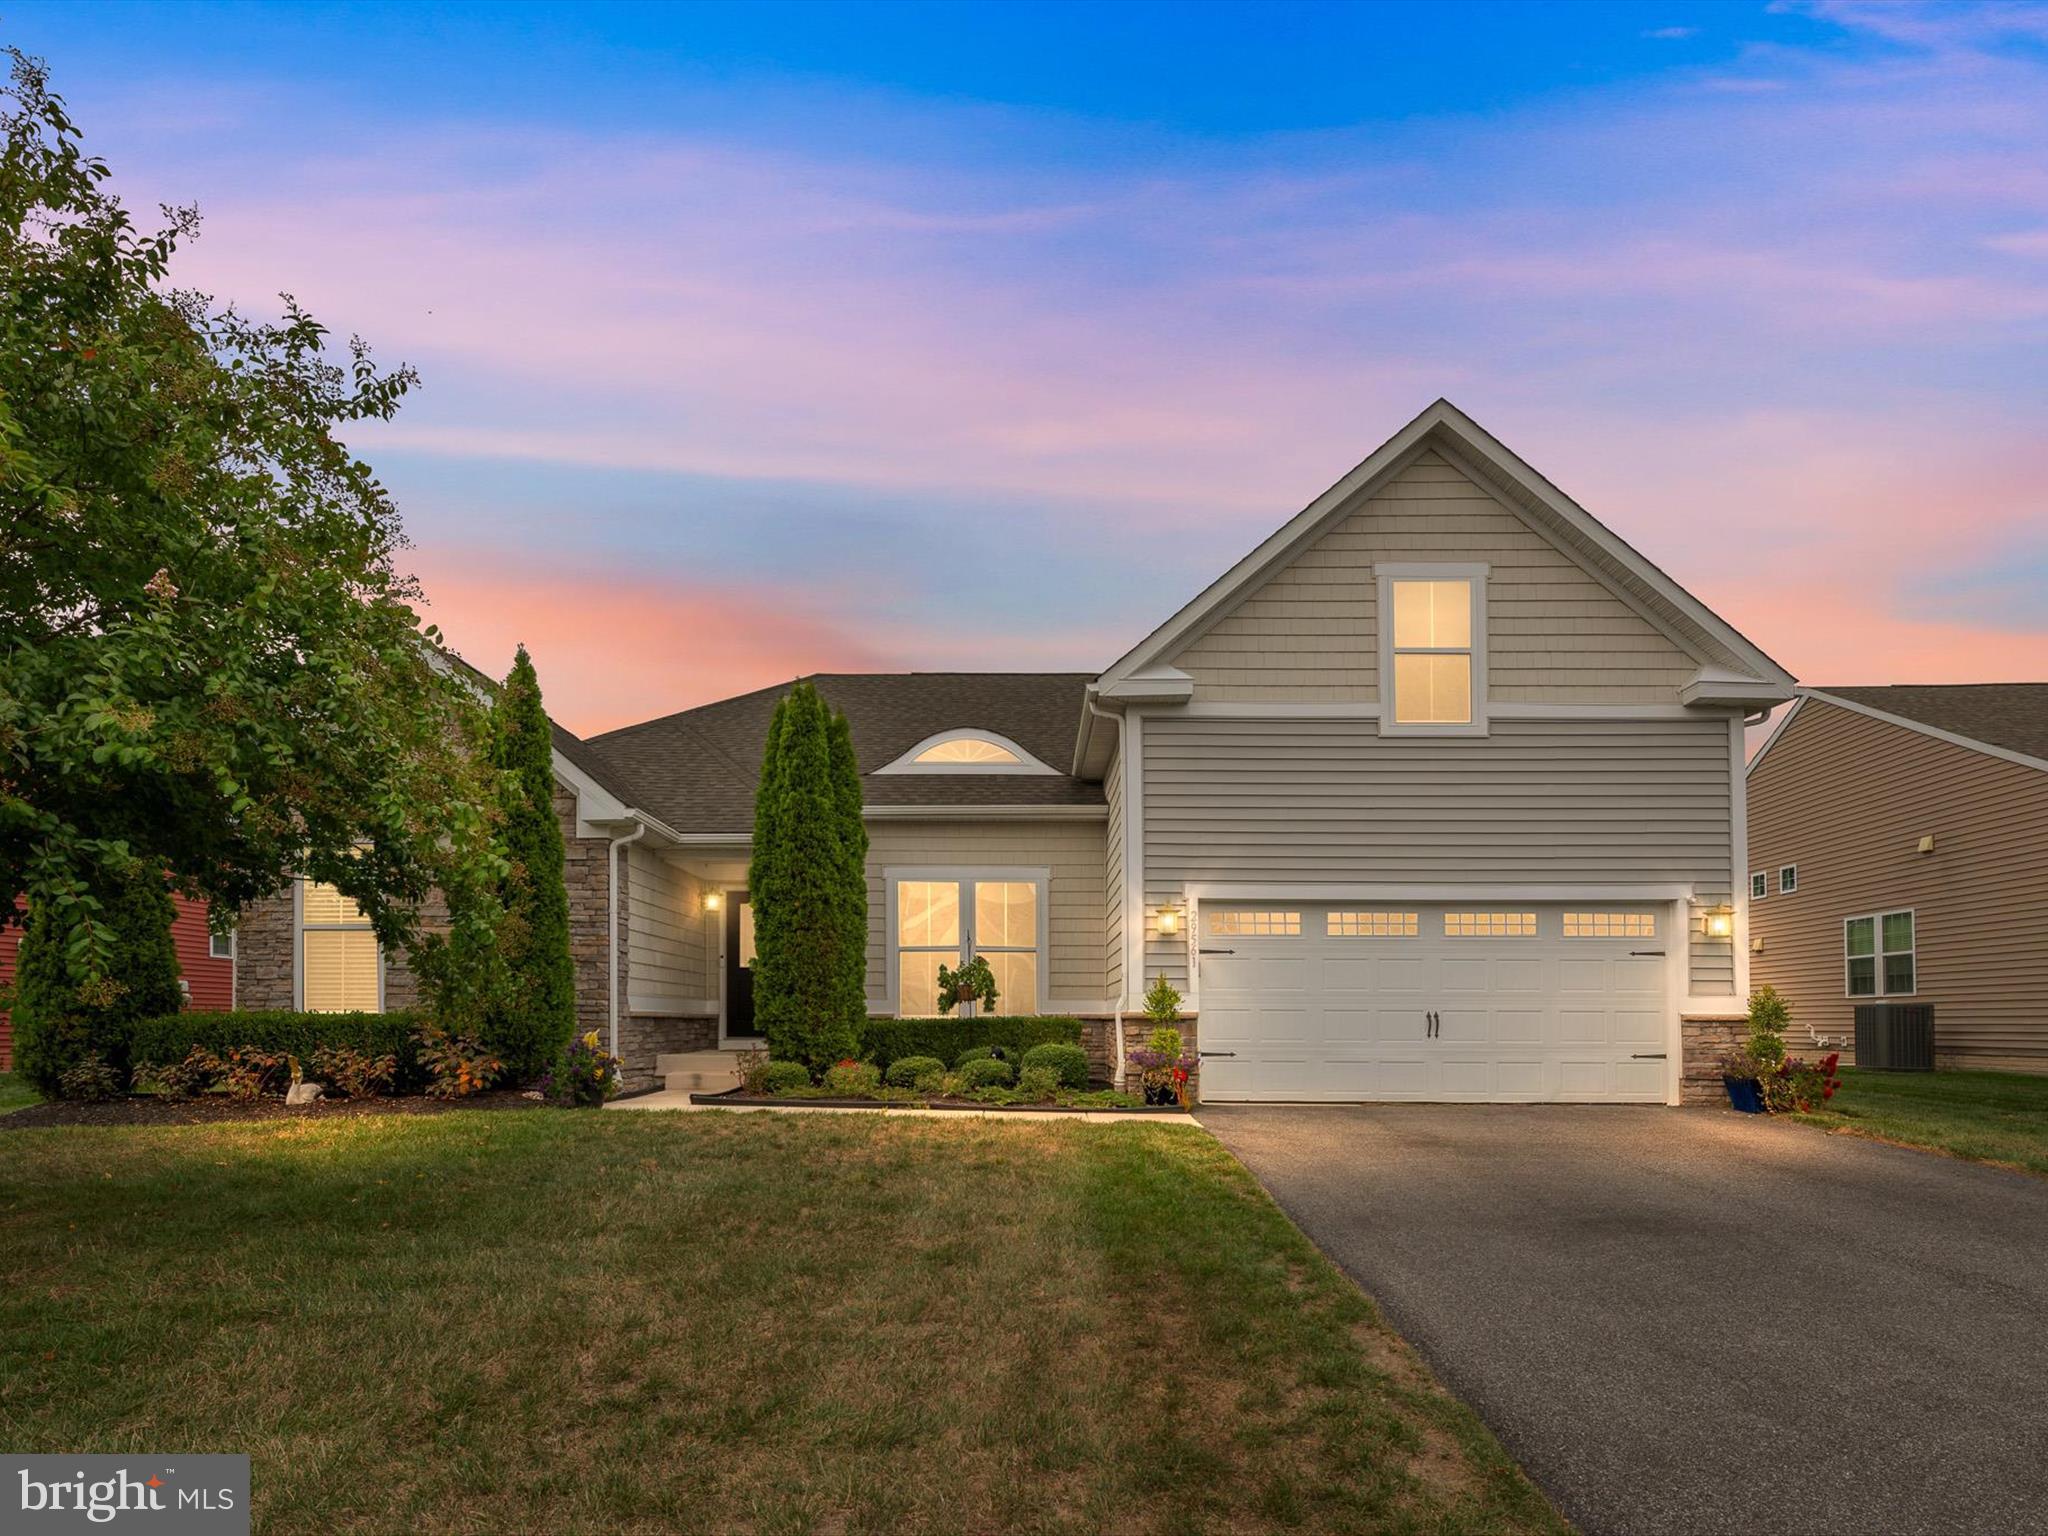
[1748,686,2048,1072]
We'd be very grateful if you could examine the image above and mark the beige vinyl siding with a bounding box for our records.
[1168,449,1696,704]
[1105,744,1126,1007]
[1141,714,1732,993]
[626,845,716,1010]
[1749,699,2048,1071]
[867,818,1107,1009]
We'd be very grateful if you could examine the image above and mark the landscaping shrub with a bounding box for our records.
[759,1060,813,1095]
[545,1031,623,1107]
[959,1057,1014,1090]
[132,1047,218,1101]
[861,1015,1084,1072]
[1015,1066,1060,1102]
[884,1055,947,1088]
[131,1011,427,1090]
[56,1055,125,1102]
[823,1059,883,1095]
[311,1045,398,1099]
[913,1066,947,1093]
[416,1025,503,1099]
[1021,1041,1090,1090]
[218,1048,293,1102]
[955,1043,997,1068]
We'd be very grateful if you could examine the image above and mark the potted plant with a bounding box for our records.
[1720,1048,1767,1114]
[936,955,999,1014]
[1127,974,1198,1106]
[1725,983,1789,1113]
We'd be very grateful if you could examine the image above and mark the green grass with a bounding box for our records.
[0,1072,36,1115]
[0,1111,1563,1536]
[1793,1067,2048,1178]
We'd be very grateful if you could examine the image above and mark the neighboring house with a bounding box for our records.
[0,894,233,1070]
[233,399,1795,1102]
[1747,684,2048,1073]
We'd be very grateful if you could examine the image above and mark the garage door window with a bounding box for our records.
[1209,910,1301,936]
[1327,911,1418,937]
[1562,912,1656,938]
[1444,911,1537,937]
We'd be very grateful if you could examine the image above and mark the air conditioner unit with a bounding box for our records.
[1853,1004,1935,1072]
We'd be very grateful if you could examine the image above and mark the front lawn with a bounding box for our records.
[0,1071,35,1115]
[1793,1067,2048,1178]
[0,1112,1562,1535]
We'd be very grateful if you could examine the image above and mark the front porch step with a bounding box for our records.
[656,1050,746,1095]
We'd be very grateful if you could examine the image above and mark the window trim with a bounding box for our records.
[1376,562,1489,737]
[883,866,1050,1016]
[293,876,384,1013]
[874,729,1060,776]
[1778,865,1797,894]
[1844,908,1915,999]
[1750,871,1768,900]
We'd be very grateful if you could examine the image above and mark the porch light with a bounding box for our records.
[1156,904,1182,936]
[704,891,724,913]
[1705,908,1734,939]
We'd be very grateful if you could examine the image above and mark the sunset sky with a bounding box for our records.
[13,0,2048,734]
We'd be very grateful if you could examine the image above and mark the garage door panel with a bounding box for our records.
[1196,901,1670,1104]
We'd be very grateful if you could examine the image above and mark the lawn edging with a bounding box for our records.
[688,1087,1191,1115]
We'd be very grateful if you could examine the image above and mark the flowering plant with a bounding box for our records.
[1127,1025,1197,1107]
[544,1030,623,1107]
[1764,1050,1841,1114]
[416,1024,503,1099]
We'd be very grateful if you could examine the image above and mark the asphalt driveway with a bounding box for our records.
[1200,1104,2048,1536]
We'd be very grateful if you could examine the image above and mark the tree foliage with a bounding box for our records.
[0,49,497,980]
[748,683,865,1068]
[482,645,576,1079]
[12,860,182,1095]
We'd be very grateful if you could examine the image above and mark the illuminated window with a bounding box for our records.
[877,730,1056,775]
[300,879,379,1012]
[1443,911,1537,938]
[914,737,1021,765]
[1563,912,1657,939]
[1327,911,1419,937]
[893,874,1041,1016]
[1207,910,1302,937]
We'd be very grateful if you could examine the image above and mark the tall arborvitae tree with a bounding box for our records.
[749,684,863,1068]
[12,862,183,1096]
[825,707,870,1030]
[484,646,576,1079]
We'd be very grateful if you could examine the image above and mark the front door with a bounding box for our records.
[724,894,760,1041]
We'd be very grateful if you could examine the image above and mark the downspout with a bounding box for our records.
[607,817,648,1061]
[1084,689,1127,1089]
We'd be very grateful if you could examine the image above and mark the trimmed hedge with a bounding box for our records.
[859,1014,1084,1072]
[1021,1042,1091,1090]
[884,1055,947,1088]
[130,1011,429,1091]
[758,1060,813,1095]
[958,1057,1015,1090]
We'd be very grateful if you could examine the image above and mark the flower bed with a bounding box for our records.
[718,1048,1173,1112]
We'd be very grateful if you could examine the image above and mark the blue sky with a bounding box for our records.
[9,0,2048,730]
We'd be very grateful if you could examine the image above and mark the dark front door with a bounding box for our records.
[724,894,759,1040]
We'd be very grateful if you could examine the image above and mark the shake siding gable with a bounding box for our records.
[1139,714,1734,994]
[1167,449,1696,704]
[1748,697,2048,1071]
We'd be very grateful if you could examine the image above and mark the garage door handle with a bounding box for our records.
[1631,1053,1667,1060]
[1199,1051,1236,1058]
[1199,947,1235,955]
[1629,950,1665,957]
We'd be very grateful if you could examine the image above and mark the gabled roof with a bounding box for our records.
[1785,685,2048,775]
[1093,397,1795,695]
[589,673,1103,835]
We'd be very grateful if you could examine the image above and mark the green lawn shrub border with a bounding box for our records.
[130,1011,429,1091]
[859,1015,1084,1072]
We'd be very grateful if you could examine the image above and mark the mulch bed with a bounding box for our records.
[691,1089,1190,1114]
[2,1090,545,1130]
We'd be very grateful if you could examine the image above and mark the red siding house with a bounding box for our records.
[0,894,232,1070]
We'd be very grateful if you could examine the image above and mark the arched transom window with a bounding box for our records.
[915,736,1020,765]
[876,729,1058,775]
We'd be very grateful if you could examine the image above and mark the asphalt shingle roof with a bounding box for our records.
[1819,684,2048,765]
[584,673,1099,833]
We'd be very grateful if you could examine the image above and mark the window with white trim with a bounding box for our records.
[875,729,1058,775]
[1779,865,1797,894]
[1327,911,1418,937]
[914,737,1020,765]
[1751,871,1768,900]
[893,875,1042,1016]
[1563,912,1656,938]
[1208,910,1302,936]
[301,879,380,1012]
[1444,911,1537,938]
[209,926,235,961]
[1845,911,1914,997]
[1390,579,1475,725]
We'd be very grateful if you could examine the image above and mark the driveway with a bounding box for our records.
[1200,1105,2048,1536]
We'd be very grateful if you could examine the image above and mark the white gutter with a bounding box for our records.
[1084,687,1128,1090]
[606,817,648,1059]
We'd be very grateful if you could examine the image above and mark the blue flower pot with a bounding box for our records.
[1723,1075,1765,1114]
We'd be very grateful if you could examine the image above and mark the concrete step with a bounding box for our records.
[657,1050,746,1096]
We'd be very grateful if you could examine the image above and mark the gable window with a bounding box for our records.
[299,879,381,1013]
[1751,871,1769,901]
[1845,911,1914,998]
[1779,865,1798,894]
[890,870,1045,1016]
[1377,564,1487,734]
[875,729,1059,776]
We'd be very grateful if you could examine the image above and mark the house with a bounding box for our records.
[0,894,233,1070]
[231,399,1796,1102]
[1747,684,2048,1073]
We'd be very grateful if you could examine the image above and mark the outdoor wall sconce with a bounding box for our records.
[704,890,724,913]
[1156,905,1182,936]
[1705,908,1734,939]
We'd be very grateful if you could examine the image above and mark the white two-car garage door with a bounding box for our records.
[1196,903,1670,1103]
